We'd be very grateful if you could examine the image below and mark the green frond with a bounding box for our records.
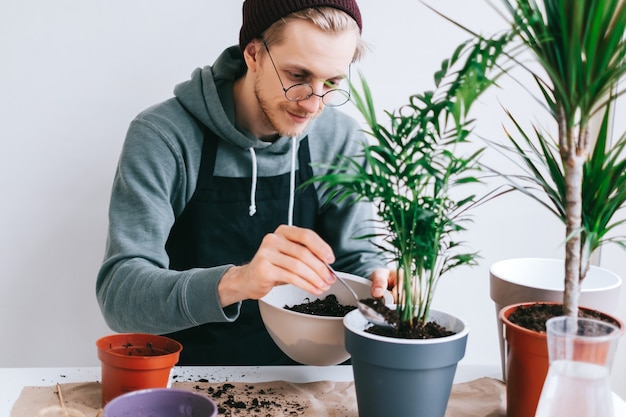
[308,32,510,328]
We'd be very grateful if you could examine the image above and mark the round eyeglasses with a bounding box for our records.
[262,41,351,107]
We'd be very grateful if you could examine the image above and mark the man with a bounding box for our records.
[96,0,394,365]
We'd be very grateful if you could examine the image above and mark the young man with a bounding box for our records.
[96,0,394,365]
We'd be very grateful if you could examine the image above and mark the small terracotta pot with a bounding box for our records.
[500,302,624,417]
[96,333,183,406]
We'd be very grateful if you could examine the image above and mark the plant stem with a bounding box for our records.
[560,105,586,317]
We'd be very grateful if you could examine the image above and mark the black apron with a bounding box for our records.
[163,125,319,365]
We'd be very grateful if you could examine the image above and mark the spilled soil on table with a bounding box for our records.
[204,383,306,416]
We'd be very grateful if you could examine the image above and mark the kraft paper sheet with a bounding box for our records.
[12,377,505,417]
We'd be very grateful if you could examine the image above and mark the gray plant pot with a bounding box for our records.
[344,309,469,417]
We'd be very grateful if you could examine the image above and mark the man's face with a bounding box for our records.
[254,19,357,138]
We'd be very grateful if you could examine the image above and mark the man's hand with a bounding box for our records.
[217,225,336,307]
[370,268,397,300]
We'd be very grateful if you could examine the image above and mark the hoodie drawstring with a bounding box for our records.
[287,136,297,226]
[248,136,297,225]
[248,147,257,216]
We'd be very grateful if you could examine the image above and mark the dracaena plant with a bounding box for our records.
[485,0,626,317]
[308,34,510,333]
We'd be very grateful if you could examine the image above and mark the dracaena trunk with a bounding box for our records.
[559,107,588,317]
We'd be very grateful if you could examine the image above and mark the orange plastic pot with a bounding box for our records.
[96,333,183,406]
[501,303,624,417]
[501,304,549,417]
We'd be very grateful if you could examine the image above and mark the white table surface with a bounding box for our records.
[2,364,625,416]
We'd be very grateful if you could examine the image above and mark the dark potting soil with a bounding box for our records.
[360,297,456,339]
[284,294,356,317]
[195,383,308,416]
[508,303,620,332]
[284,295,456,338]
[111,342,174,356]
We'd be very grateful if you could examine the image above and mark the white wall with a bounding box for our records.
[2,0,625,399]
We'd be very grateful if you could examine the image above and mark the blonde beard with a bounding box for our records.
[254,82,322,139]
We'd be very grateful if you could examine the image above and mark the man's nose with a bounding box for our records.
[298,92,324,112]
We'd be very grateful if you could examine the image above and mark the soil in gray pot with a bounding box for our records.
[360,298,455,339]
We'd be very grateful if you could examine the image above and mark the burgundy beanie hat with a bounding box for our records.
[239,0,362,52]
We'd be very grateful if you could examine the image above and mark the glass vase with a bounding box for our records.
[535,315,621,417]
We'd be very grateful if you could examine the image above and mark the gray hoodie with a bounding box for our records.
[96,46,384,334]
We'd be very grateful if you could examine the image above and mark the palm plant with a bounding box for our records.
[309,34,510,333]
[490,0,626,317]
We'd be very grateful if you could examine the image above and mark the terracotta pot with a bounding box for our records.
[490,258,622,380]
[500,303,624,417]
[96,333,183,406]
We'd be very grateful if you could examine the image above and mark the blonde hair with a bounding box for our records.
[262,7,366,63]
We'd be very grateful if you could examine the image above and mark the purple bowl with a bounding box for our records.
[103,388,217,417]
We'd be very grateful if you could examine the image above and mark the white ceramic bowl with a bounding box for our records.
[259,272,392,366]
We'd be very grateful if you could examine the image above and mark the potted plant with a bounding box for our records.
[489,257,621,381]
[493,0,626,315]
[308,33,510,417]
[464,1,626,416]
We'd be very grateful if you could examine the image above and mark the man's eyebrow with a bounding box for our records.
[282,63,313,76]
[286,64,346,81]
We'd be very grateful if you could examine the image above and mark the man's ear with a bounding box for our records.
[242,40,261,72]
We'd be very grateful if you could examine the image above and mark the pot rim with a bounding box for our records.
[343,308,469,345]
[489,258,622,292]
[499,301,625,336]
[259,272,394,322]
[103,388,217,415]
[96,333,183,358]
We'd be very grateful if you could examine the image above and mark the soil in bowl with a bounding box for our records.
[284,294,356,317]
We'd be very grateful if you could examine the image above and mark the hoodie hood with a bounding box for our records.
[173,45,294,155]
[173,46,303,219]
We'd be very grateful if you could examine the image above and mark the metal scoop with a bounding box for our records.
[326,263,395,329]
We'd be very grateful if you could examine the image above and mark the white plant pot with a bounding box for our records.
[489,257,622,379]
